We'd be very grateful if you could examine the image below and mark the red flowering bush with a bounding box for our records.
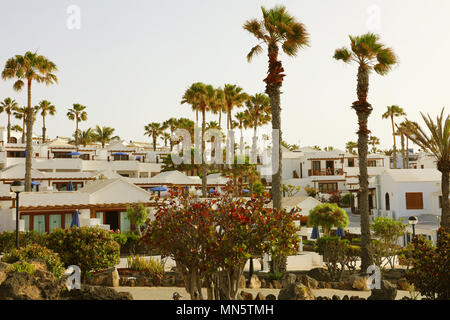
[143,181,300,300]
[406,228,450,300]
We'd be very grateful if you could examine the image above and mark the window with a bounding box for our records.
[318,182,338,193]
[385,193,390,211]
[348,159,355,167]
[53,152,71,158]
[113,154,129,161]
[7,151,25,158]
[52,182,84,191]
[80,154,90,160]
[368,160,377,167]
[405,192,424,210]
[312,161,321,174]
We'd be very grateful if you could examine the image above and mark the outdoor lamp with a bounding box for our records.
[408,216,418,238]
[11,180,24,248]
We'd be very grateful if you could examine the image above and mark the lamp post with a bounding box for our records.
[11,180,24,248]
[408,216,418,239]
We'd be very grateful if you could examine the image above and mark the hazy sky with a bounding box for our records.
[0,0,449,150]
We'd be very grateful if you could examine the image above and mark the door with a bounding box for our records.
[326,161,334,175]
[49,214,61,232]
[120,212,131,233]
[33,215,46,234]
[104,211,119,231]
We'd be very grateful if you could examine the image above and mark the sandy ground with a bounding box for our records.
[115,286,417,300]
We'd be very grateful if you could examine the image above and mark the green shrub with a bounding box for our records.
[46,227,120,278]
[8,261,36,275]
[112,233,127,246]
[2,244,65,278]
[126,255,164,275]
[316,236,351,281]
[309,203,349,235]
[341,193,355,208]
[267,271,283,281]
[0,231,47,254]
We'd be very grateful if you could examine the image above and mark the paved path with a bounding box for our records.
[115,286,417,300]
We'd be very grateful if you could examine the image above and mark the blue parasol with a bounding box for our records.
[311,226,320,239]
[150,186,168,192]
[67,181,74,191]
[70,210,80,228]
[336,228,345,237]
[242,189,250,193]
[209,188,215,193]
[68,152,83,156]
[31,181,41,186]
[112,152,128,156]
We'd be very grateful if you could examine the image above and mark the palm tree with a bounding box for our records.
[346,141,358,154]
[181,82,217,197]
[163,118,179,151]
[368,135,381,153]
[67,104,88,146]
[11,124,22,134]
[13,107,27,143]
[0,98,19,143]
[402,109,449,231]
[72,128,94,147]
[144,122,164,151]
[35,100,56,143]
[244,93,271,139]
[93,125,119,148]
[244,5,309,210]
[334,32,397,270]
[223,84,248,130]
[2,51,58,191]
[382,105,406,168]
[160,132,171,147]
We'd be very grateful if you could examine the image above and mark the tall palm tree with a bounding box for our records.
[368,135,380,153]
[160,132,171,147]
[11,124,22,134]
[2,51,58,191]
[67,104,87,147]
[334,32,397,270]
[244,5,309,210]
[346,141,358,154]
[181,82,217,197]
[244,93,271,139]
[163,117,179,151]
[382,105,406,168]
[402,109,449,231]
[93,125,119,148]
[397,120,418,169]
[223,84,248,130]
[235,111,248,145]
[0,97,19,143]
[144,122,164,151]
[35,100,56,143]
[13,106,27,143]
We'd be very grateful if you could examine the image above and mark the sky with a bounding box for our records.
[0,0,449,151]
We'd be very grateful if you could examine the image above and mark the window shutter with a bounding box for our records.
[405,192,423,210]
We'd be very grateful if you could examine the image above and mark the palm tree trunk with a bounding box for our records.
[391,116,397,169]
[75,117,79,146]
[400,134,406,169]
[21,117,25,144]
[201,107,207,197]
[353,65,373,271]
[25,79,33,192]
[153,136,156,151]
[42,115,46,144]
[7,114,11,143]
[439,165,450,232]
[219,111,222,130]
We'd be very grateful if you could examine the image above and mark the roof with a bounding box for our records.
[147,170,200,185]
[267,196,321,210]
[383,169,441,182]
[77,178,120,194]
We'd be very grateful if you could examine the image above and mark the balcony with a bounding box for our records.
[308,168,344,176]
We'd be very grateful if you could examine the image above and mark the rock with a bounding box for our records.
[278,283,315,300]
[0,269,65,300]
[238,275,246,289]
[136,277,146,287]
[331,281,350,290]
[281,273,297,288]
[248,275,261,289]
[240,291,253,300]
[61,285,133,300]
[350,296,360,300]
[255,292,265,300]
[332,295,341,300]
[87,267,120,287]
[297,274,319,289]
[397,278,409,291]
[265,294,277,300]
[318,281,331,289]
[349,275,370,291]
[260,279,267,288]
[27,259,47,272]
[307,268,329,282]
[368,280,397,300]
[271,280,282,289]
[0,262,10,285]
[342,295,349,300]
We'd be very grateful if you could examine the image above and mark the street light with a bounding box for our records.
[408,216,418,239]
[11,180,24,248]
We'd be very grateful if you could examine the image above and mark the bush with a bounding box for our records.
[340,193,355,208]
[46,227,120,278]
[309,203,349,235]
[8,261,36,275]
[126,255,164,275]
[2,244,65,278]
[112,233,127,246]
[406,228,450,300]
[316,236,352,281]
[0,231,47,254]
